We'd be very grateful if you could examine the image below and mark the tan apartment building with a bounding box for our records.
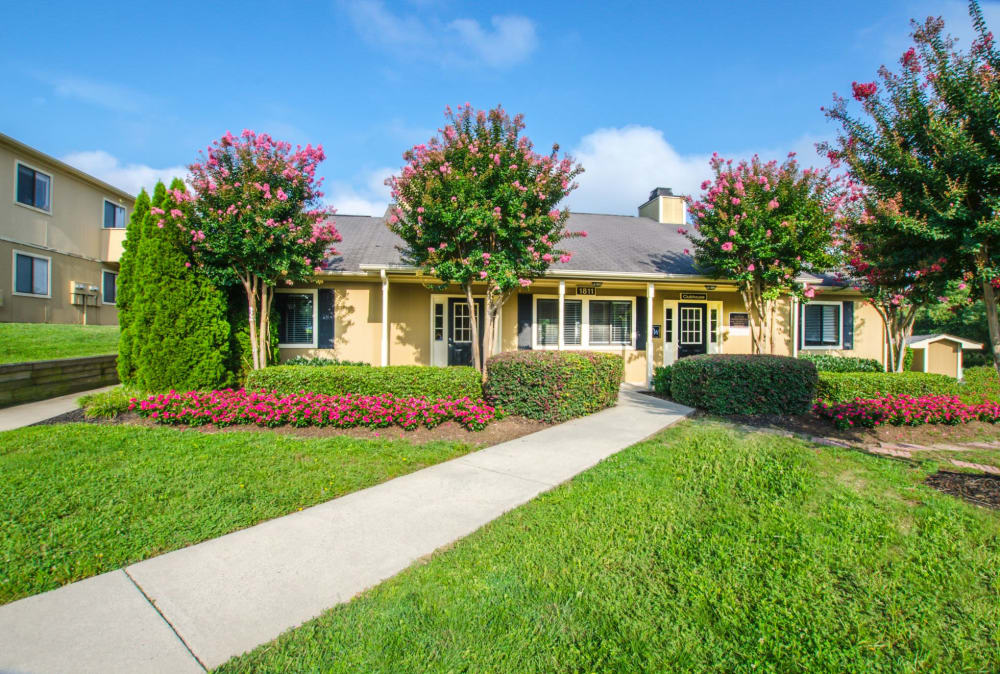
[0,132,134,325]
[276,188,908,385]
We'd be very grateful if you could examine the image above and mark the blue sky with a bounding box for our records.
[1,0,995,216]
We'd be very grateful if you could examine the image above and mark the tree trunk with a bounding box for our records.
[242,275,261,371]
[981,278,1000,376]
[741,282,768,355]
[258,284,273,370]
[464,283,482,374]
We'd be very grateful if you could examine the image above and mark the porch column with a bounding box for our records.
[558,280,565,351]
[380,269,389,366]
[791,297,799,359]
[646,282,655,386]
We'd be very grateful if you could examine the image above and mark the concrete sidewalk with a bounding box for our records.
[0,385,117,431]
[0,387,692,673]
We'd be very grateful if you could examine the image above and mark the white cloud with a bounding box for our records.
[342,0,537,68]
[447,15,538,67]
[568,126,710,215]
[45,75,151,114]
[61,150,188,197]
[567,126,829,216]
[327,166,395,216]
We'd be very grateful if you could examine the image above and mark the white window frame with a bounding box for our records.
[801,300,842,350]
[531,294,636,351]
[275,288,318,348]
[13,160,53,215]
[12,249,52,298]
[101,268,118,305]
[102,199,127,229]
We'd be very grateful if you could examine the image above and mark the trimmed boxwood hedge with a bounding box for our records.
[799,354,882,373]
[670,355,818,415]
[651,366,672,396]
[815,371,960,403]
[963,366,1000,402]
[484,351,624,422]
[246,364,482,400]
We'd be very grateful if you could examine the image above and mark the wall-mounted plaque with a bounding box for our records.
[729,312,750,328]
[576,287,597,295]
[652,324,661,339]
[680,292,707,300]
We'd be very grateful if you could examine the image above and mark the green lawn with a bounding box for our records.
[219,420,1000,673]
[0,424,472,605]
[0,322,119,364]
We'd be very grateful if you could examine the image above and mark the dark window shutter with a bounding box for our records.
[798,302,804,351]
[636,298,647,351]
[318,289,335,348]
[842,300,854,350]
[517,293,532,350]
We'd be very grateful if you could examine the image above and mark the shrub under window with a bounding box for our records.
[671,355,818,415]
[246,364,482,399]
[484,351,623,422]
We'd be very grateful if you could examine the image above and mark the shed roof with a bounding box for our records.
[906,333,984,349]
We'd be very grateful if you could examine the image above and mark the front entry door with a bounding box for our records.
[448,298,485,366]
[677,303,707,359]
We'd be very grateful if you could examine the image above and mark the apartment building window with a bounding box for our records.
[13,251,50,297]
[102,270,118,304]
[803,302,841,348]
[275,290,317,347]
[104,200,126,228]
[16,163,51,212]
[589,300,632,345]
[536,299,583,346]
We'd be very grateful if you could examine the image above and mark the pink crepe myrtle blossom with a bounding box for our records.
[747,263,756,271]
[385,104,583,374]
[721,241,734,251]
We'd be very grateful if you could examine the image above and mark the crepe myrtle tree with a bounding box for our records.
[386,104,584,374]
[824,2,1000,373]
[837,191,951,372]
[686,153,841,354]
[164,130,341,371]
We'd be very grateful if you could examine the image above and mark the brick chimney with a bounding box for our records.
[638,187,686,224]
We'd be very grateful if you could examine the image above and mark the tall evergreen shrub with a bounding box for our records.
[128,179,232,391]
[116,188,150,382]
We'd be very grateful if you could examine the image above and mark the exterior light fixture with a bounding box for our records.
[704,284,717,291]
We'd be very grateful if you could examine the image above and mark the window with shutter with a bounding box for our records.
[803,303,841,347]
[276,292,315,345]
[563,300,582,345]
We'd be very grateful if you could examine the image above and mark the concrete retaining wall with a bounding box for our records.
[0,354,118,408]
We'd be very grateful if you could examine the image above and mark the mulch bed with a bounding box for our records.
[925,471,1000,510]
[32,409,551,447]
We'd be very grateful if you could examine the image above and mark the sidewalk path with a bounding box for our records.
[0,385,116,431]
[0,387,692,673]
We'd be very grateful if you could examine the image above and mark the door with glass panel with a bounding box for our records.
[447,298,484,366]
[677,303,707,358]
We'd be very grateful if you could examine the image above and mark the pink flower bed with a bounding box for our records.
[130,389,499,431]
[813,394,1000,430]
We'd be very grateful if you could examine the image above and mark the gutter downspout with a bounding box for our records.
[380,269,389,367]
[558,280,565,351]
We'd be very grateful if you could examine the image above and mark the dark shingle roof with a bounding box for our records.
[325,212,702,275]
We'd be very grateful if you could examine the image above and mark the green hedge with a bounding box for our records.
[284,356,370,367]
[815,371,960,403]
[651,366,672,396]
[483,351,623,423]
[799,354,882,373]
[671,355,818,416]
[246,365,482,399]
[962,366,1000,402]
